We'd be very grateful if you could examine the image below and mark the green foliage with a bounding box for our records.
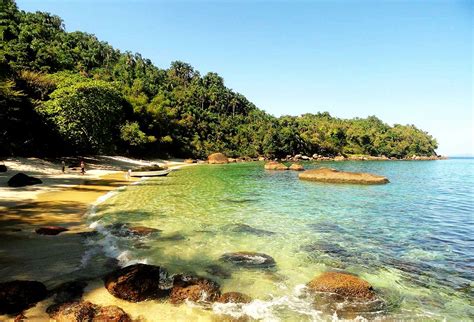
[37,80,125,153]
[1,1,439,158]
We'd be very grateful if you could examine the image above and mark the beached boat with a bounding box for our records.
[130,169,172,177]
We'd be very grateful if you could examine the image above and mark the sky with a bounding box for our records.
[17,0,473,156]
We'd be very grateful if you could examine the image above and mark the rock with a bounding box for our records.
[258,157,266,161]
[35,226,69,235]
[93,305,132,322]
[220,252,276,269]
[184,159,195,164]
[217,292,252,304]
[307,272,376,300]
[208,153,229,164]
[230,224,275,236]
[205,264,232,279]
[228,158,237,163]
[128,226,161,236]
[103,264,171,302]
[299,168,389,185]
[289,163,304,171]
[0,280,48,315]
[334,156,345,161]
[170,274,221,304]
[51,280,88,304]
[47,301,132,322]
[7,173,42,187]
[47,301,98,322]
[0,164,7,172]
[301,155,311,160]
[264,161,288,170]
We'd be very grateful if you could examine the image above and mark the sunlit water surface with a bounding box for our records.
[88,159,474,321]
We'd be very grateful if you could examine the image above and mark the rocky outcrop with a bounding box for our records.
[35,226,69,235]
[0,280,48,315]
[220,252,276,269]
[307,272,375,300]
[103,264,171,302]
[7,173,42,187]
[217,292,252,303]
[299,168,389,184]
[289,163,304,171]
[170,274,221,304]
[208,153,229,164]
[47,301,131,322]
[264,161,288,170]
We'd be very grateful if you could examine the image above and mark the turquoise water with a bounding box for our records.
[90,159,474,321]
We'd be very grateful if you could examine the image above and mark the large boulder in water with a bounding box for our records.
[307,272,385,319]
[220,252,276,269]
[264,161,288,170]
[7,173,42,187]
[170,274,221,304]
[103,264,171,302]
[307,272,375,300]
[208,153,229,164]
[299,168,389,185]
[0,280,48,315]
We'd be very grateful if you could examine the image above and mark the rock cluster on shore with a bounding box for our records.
[299,167,389,185]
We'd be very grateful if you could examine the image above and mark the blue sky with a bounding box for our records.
[18,0,473,156]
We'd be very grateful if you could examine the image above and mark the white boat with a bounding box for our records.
[130,169,172,177]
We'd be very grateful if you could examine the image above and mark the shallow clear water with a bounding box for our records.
[89,159,474,321]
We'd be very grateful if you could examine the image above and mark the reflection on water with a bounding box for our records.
[87,159,474,320]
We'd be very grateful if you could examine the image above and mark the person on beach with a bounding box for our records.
[61,160,66,173]
[80,160,85,175]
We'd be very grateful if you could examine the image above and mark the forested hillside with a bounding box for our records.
[0,0,438,158]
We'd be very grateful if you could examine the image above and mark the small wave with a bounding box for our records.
[212,285,323,321]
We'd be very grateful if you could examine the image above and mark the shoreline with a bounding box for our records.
[0,156,199,320]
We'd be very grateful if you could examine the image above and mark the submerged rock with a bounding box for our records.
[106,223,161,238]
[220,252,276,269]
[7,173,42,187]
[103,264,171,302]
[289,163,304,171]
[307,272,376,300]
[208,153,229,164]
[170,274,221,304]
[0,280,48,315]
[299,168,389,184]
[51,280,88,304]
[230,224,275,236]
[205,264,232,279]
[217,292,252,304]
[35,226,69,235]
[128,226,161,236]
[264,161,288,170]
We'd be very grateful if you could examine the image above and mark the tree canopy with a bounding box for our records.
[0,0,438,158]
